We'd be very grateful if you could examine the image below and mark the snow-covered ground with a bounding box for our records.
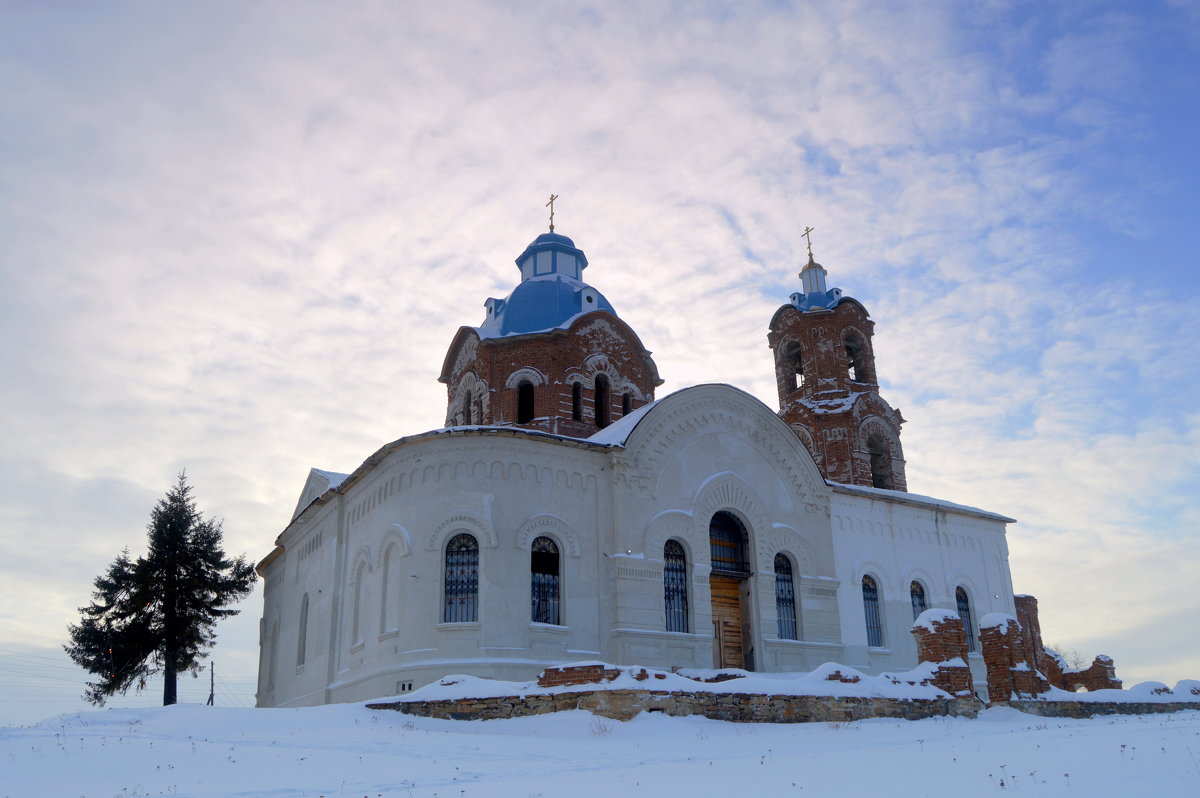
[2,702,1198,797]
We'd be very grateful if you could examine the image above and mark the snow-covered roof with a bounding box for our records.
[586,399,659,445]
[829,482,1016,523]
[311,468,349,490]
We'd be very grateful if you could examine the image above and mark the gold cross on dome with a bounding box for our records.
[802,226,816,258]
[546,194,559,232]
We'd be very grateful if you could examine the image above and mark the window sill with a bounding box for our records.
[867,646,891,654]
[294,664,305,675]
[349,641,364,653]
[379,629,399,641]
[529,622,568,632]
[437,621,481,630]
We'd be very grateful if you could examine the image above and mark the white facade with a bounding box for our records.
[256,383,1016,707]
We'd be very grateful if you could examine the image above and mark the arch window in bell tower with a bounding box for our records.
[868,434,894,490]
[783,340,805,392]
[844,333,868,383]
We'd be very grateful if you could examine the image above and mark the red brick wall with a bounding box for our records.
[1012,595,1122,693]
[911,612,973,696]
[442,312,660,436]
[980,614,1049,702]
[537,664,621,688]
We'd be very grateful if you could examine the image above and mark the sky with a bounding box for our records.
[1,0,1198,725]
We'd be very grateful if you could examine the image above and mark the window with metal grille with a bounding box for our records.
[443,533,478,623]
[517,381,535,424]
[664,540,688,633]
[462,391,472,425]
[594,374,610,428]
[709,511,748,574]
[956,587,976,652]
[774,554,798,640]
[530,536,560,625]
[571,382,582,421]
[910,580,927,620]
[862,575,883,647]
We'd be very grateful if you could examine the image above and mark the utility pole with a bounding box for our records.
[207,662,214,706]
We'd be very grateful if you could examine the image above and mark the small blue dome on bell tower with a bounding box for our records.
[514,232,589,282]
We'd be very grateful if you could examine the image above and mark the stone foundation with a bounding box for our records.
[368,689,981,723]
[1008,699,1200,719]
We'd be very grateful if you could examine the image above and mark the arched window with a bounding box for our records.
[862,575,883,647]
[351,562,366,646]
[709,511,748,574]
[622,391,632,416]
[516,381,535,424]
[381,543,401,634]
[594,374,610,428]
[297,593,309,667]
[956,587,976,652]
[443,534,479,622]
[571,382,582,421]
[530,536,560,625]
[462,391,472,426]
[783,341,804,391]
[664,540,689,633]
[868,434,894,490]
[844,333,868,382]
[774,554,798,640]
[910,580,927,621]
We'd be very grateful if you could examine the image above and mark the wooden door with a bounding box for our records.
[710,574,743,669]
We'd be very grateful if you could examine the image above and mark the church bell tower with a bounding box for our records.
[767,236,906,490]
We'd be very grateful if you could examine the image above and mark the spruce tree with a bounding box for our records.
[65,473,256,706]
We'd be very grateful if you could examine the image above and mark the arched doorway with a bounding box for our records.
[709,511,754,670]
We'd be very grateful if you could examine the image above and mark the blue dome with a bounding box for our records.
[480,273,617,337]
[477,230,616,337]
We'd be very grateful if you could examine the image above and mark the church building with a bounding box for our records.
[255,221,1019,707]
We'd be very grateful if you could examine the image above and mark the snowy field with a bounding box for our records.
[2,702,1199,798]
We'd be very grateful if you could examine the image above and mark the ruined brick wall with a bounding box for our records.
[979,614,1049,702]
[1014,595,1122,693]
[910,611,973,696]
[441,312,660,436]
[768,299,906,490]
[1013,595,1047,674]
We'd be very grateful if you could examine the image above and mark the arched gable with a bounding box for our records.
[615,384,829,505]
